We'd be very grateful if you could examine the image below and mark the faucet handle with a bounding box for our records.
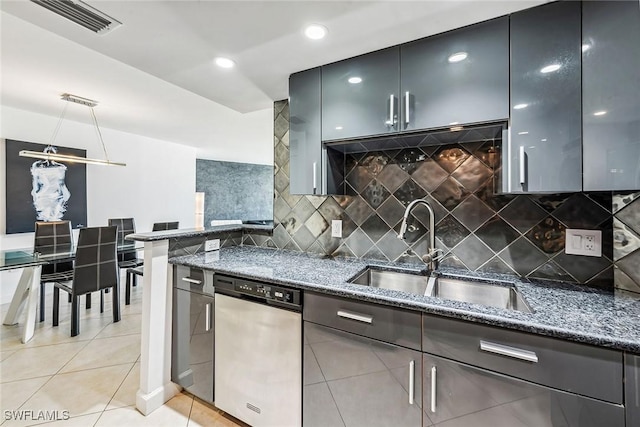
[421,248,443,264]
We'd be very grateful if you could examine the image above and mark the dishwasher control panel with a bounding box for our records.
[214,274,302,309]
[235,282,296,303]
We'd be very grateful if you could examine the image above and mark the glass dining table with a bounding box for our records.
[1,243,141,343]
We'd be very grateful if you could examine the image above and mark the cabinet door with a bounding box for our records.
[423,353,624,427]
[506,1,582,193]
[290,67,323,195]
[322,47,400,141]
[582,1,640,191]
[303,322,421,427]
[172,289,214,403]
[627,353,640,427]
[401,17,508,132]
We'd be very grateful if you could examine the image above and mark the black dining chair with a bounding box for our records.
[124,221,179,305]
[152,221,179,232]
[52,226,120,337]
[108,218,144,269]
[34,221,75,322]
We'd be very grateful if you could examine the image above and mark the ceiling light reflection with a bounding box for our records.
[448,52,468,63]
[348,77,362,84]
[540,64,561,73]
[514,103,528,110]
[593,111,607,116]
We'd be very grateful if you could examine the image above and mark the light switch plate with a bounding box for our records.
[565,229,601,257]
[204,239,220,251]
[331,220,342,238]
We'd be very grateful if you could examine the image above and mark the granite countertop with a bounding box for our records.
[170,246,640,353]
[126,224,272,242]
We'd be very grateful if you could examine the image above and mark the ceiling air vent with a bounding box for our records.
[30,0,122,34]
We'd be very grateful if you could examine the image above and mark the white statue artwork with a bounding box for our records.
[30,146,71,221]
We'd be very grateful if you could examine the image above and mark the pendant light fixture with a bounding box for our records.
[19,93,126,167]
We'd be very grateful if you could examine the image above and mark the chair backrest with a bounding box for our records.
[34,221,74,275]
[72,226,118,295]
[152,221,179,231]
[34,221,73,253]
[108,218,136,245]
[108,218,137,262]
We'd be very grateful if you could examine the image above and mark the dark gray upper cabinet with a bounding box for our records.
[400,17,509,132]
[289,67,322,195]
[582,1,640,191]
[321,47,400,141]
[505,1,582,193]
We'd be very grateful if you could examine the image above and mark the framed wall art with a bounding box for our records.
[5,139,87,234]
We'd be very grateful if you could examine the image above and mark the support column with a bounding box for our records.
[135,239,180,415]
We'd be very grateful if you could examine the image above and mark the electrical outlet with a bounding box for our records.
[565,229,601,257]
[331,220,342,238]
[204,239,220,251]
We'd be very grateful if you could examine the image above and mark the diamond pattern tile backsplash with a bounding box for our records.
[243,100,639,291]
[612,192,640,293]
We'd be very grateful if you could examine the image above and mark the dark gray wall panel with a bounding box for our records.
[196,159,273,225]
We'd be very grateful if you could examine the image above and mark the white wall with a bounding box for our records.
[0,105,197,302]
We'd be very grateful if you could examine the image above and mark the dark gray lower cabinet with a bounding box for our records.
[303,322,421,427]
[628,353,640,426]
[172,267,214,404]
[422,353,624,427]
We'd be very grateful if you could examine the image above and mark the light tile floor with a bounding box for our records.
[0,277,244,427]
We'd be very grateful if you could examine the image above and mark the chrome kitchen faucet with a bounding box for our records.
[397,199,442,271]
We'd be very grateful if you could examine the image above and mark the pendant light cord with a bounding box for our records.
[89,106,110,162]
[49,101,69,148]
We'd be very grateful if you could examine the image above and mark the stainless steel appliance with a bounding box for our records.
[172,266,215,403]
[214,274,302,427]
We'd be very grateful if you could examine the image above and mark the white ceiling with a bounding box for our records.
[1,0,547,158]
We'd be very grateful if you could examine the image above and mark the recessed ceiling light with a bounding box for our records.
[540,64,561,73]
[304,24,327,40]
[513,103,528,110]
[215,57,235,68]
[582,43,591,52]
[448,52,468,63]
[593,110,607,116]
[518,131,529,135]
[348,77,362,84]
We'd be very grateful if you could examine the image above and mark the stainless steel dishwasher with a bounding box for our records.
[172,266,215,403]
[214,274,302,427]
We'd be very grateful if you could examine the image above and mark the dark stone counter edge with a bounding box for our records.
[169,257,640,354]
[125,224,273,242]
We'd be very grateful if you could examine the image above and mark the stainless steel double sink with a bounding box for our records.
[348,267,532,313]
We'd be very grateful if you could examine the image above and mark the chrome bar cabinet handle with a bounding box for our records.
[405,91,410,126]
[205,303,212,332]
[519,145,526,187]
[409,360,415,405]
[430,366,437,413]
[336,310,373,324]
[480,340,538,363]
